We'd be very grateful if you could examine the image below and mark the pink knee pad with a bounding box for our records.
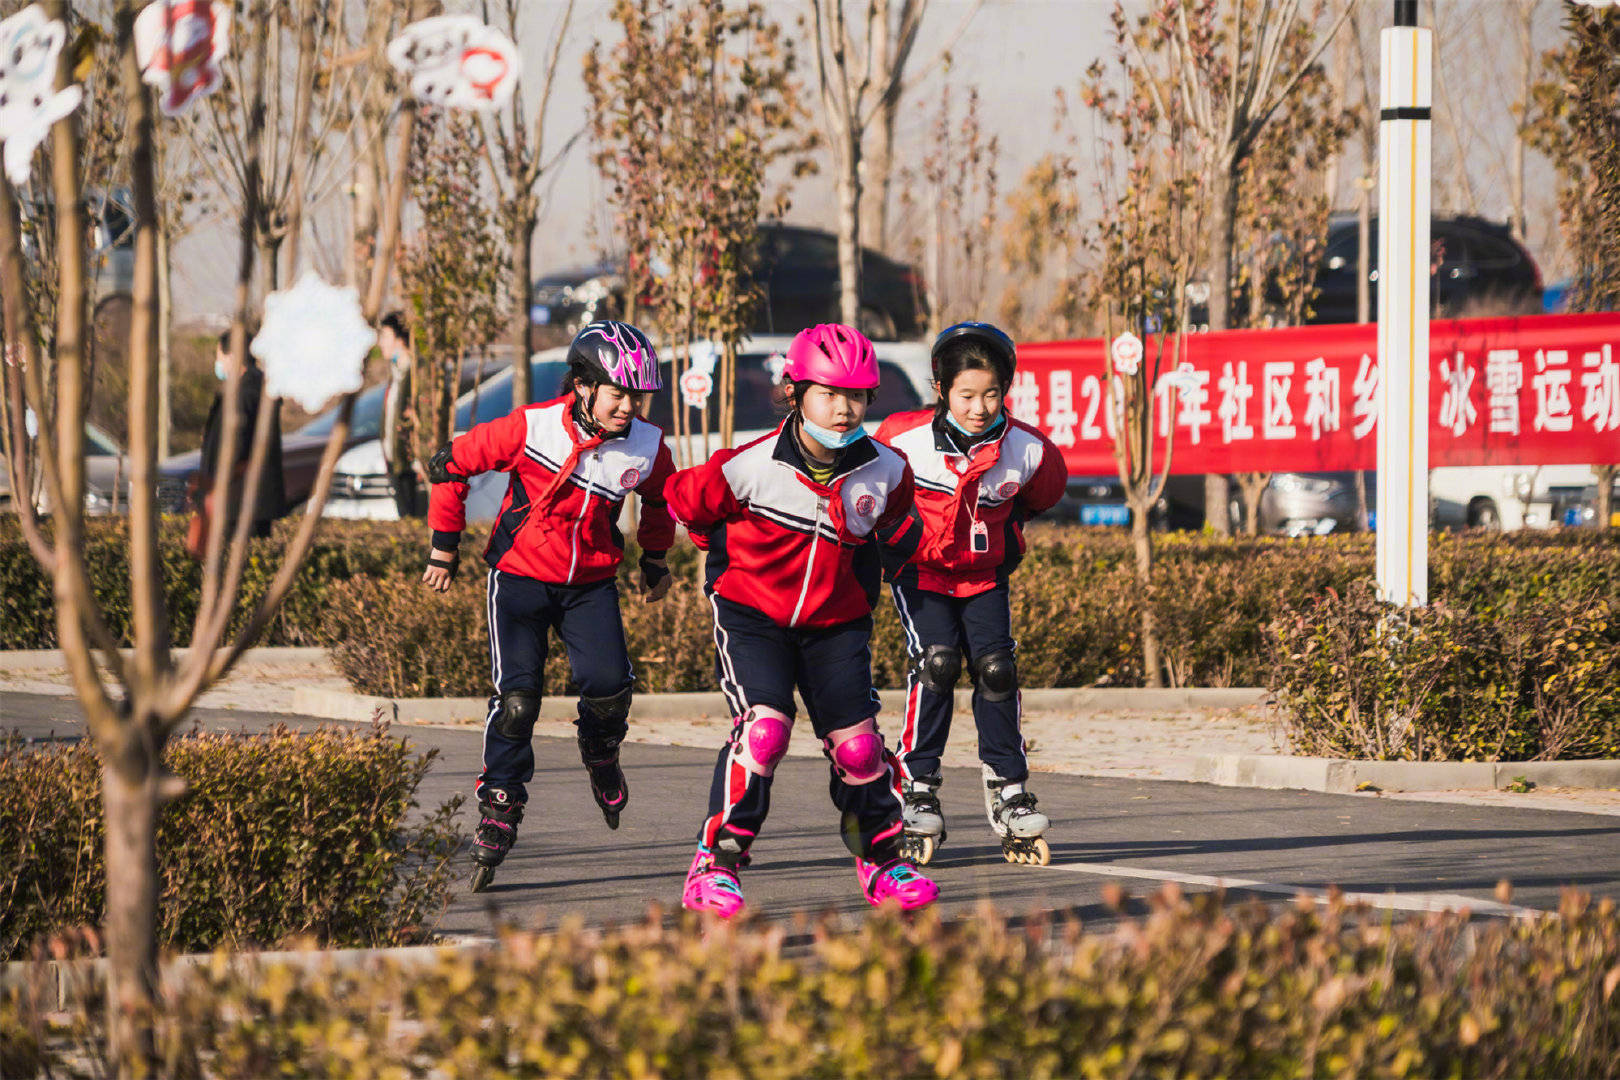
[824,719,886,784]
[732,705,794,776]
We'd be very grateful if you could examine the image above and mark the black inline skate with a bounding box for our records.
[469,790,524,893]
[578,731,628,829]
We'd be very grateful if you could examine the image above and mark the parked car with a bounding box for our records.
[529,224,929,344]
[1568,474,1620,528]
[1053,474,1206,530]
[155,349,516,514]
[1307,214,1543,324]
[1,422,127,515]
[1065,465,1608,536]
[324,336,934,522]
[1429,464,1614,531]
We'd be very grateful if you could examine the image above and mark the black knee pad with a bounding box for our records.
[493,690,541,741]
[918,644,962,694]
[974,648,1018,702]
[580,684,633,726]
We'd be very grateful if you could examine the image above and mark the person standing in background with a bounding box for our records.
[191,328,285,553]
[379,311,421,518]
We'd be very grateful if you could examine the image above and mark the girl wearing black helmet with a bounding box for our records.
[423,320,676,892]
[873,321,1067,867]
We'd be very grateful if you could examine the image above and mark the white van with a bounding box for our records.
[324,336,934,522]
[1429,465,1612,531]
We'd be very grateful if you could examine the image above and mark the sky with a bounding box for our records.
[168,0,1573,322]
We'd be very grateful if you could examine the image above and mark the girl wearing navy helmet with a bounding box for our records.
[668,323,939,918]
[423,320,676,892]
[873,321,1067,866]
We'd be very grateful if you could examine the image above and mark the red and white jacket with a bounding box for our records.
[667,420,921,628]
[874,409,1066,597]
[428,394,676,585]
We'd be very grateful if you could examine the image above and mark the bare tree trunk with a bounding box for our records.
[1510,0,1536,241]
[101,742,161,1074]
[259,236,282,296]
[157,225,172,462]
[861,0,897,254]
[1355,175,1372,531]
[1596,464,1616,529]
[512,211,535,407]
[1203,163,1236,535]
[1131,505,1162,688]
[836,128,863,327]
[1238,472,1267,536]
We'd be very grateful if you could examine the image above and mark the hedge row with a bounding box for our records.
[0,725,461,961]
[6,890,1620,1077]
[1268,581,1620,762]
[4,516,1619,694]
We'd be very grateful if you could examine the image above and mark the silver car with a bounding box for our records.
[0,422,128,515]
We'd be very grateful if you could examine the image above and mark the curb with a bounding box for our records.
[0,938,495,1010]
[0,646,328,673]
[1190,754,1620,794]
[292,685,1272,725]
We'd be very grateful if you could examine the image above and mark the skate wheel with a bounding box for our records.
[1030,837,1051,866]
[470,864,495,893]
[603,809,621,830]
[914,835,937,866]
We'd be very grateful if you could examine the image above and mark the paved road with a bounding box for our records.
[7,691,1620,937]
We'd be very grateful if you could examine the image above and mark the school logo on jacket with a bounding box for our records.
[620,467,642,489]
[855,493,876,517]
[998,480,1021,499]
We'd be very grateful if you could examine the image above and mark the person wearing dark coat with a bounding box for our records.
[197,328,286,537]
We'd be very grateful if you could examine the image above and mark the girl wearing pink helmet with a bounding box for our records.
[665,323,939,917]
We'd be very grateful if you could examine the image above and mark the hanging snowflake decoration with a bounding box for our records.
[250,272,375,412]
[386,14,521,112]
[133,0,233,117]
[0,6,83,187]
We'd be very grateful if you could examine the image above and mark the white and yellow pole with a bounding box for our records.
[1375,0,1432,607]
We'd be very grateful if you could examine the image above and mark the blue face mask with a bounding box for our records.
[214,358,228,381]
[801,415,867,450]
[946,410,1005,439]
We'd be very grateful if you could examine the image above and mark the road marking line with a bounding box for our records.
[1042,859,1545,920]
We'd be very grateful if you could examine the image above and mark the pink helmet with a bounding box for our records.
[782,324,880,390]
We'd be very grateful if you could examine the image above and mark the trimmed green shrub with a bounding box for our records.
[5,890,1620,1077]
[0,726,461,961]
[5,518,1619,699]
[1267,580,1620,761]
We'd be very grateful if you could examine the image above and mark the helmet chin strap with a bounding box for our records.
[573,385,604,437]
[574,384,632,438]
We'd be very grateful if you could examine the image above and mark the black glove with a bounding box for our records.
[639,553,669,591]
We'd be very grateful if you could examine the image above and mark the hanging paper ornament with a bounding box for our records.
[133,0,232,117]
[0,5,83,187]
[386,15,521,112]
[250,272,375,412]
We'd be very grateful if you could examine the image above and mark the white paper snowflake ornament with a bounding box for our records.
[386,15,521,111]
[250,272,375,412]
[0,6,83,187]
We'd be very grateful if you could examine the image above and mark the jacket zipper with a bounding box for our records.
[567,453,593,583]
[789,494,826,627]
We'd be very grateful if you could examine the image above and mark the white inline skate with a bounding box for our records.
[982,764,1050,866]
[899,772,947,865]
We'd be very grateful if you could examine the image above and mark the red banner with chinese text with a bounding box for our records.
[1015,313,1620,475]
